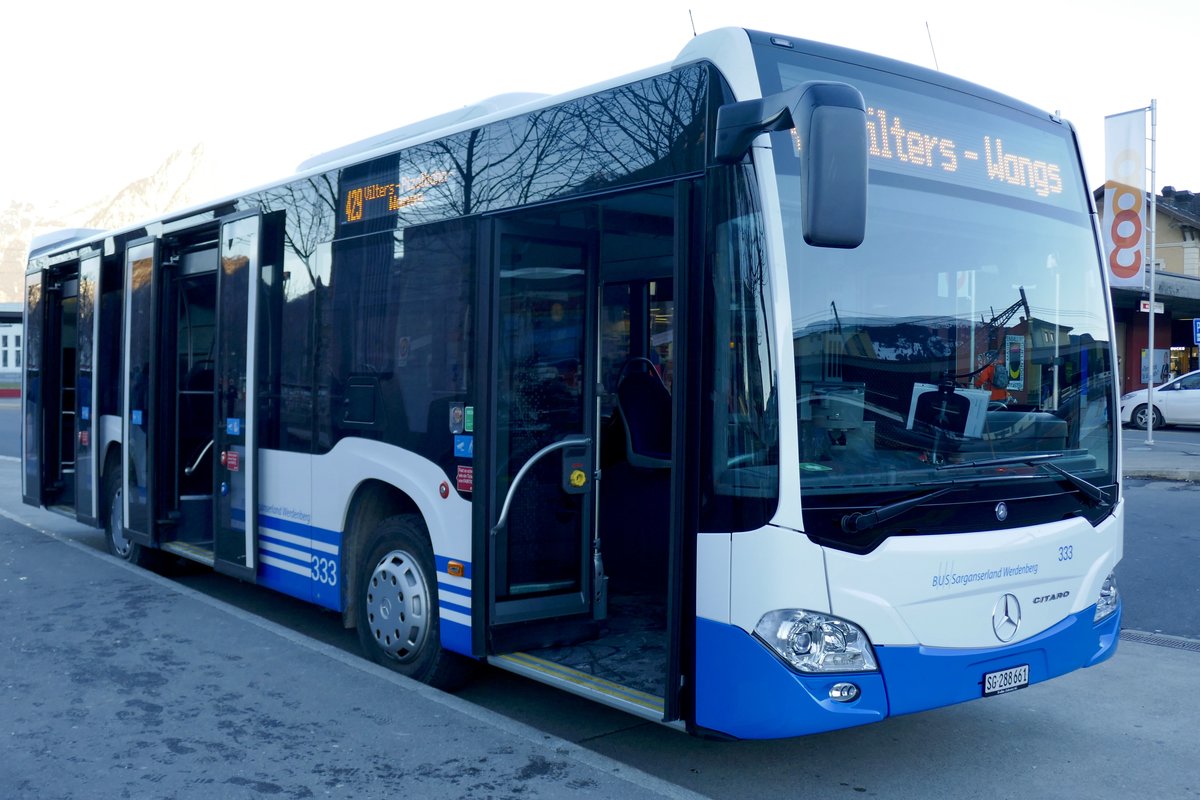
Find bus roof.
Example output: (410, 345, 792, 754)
(27, 27, 1063, 266)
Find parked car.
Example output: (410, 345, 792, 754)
(1120, 369, 1200, 429)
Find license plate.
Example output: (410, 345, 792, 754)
(982, 664, 1029, 697)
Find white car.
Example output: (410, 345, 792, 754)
(1120, 369, 1200, 429)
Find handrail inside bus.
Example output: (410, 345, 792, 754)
(184, 440, 214, 476)
(492, 435, 591, 536)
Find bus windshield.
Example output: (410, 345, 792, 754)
(756, 43, 1116, 540)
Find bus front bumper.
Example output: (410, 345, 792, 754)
(693, 602, 1121, 740)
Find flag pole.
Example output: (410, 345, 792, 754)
(1146, 99, 1158, 446)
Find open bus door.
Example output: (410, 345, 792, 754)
(23, 247, 102, 525)
(73, 252, 102, 525)
(483, 222, 600, 645)
(121, 238, 160, 549)
(211, 213, 262, 581)
(22, 270, 45, 508)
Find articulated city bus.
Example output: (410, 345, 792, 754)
(22, 28, 1122, 739)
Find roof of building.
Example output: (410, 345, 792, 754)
(1094, 185, 1200, 228)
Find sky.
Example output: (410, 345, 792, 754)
(4, 0, 1198, 218)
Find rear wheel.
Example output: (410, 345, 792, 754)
(355, 514, 474, 689)
(1130, 404, 1164, 430)
(101, 451, 159, 568)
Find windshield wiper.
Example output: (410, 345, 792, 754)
(936, 454, 1109, 507)
(841, 486, 954, 534)
(840, 473, 1038, 533)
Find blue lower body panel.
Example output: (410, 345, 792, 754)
(694, 601, 1121, 740)
(695, 617, 888, 739)
(877, 602, 1121, 717)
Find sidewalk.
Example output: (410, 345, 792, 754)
(1122, 430, 1200, 482)
(0, 499, 699, 800)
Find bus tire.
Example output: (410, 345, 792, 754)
(101, 451, 159, 569)
(355, 514, 474, 689)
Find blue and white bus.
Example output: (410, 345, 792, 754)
(22, 27, 1122, 739)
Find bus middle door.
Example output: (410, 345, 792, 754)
(485, 222, 600, 648)
(212, 213, 262, 581)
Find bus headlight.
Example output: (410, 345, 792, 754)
(1094, 572, 1119, 623)
(754, 610, 878, 673)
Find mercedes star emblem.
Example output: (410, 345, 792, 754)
(992, 593, 1021, 642)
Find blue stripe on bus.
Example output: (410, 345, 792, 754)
(438, 581, 472, 599)
(258, 558, 317, 606)
(440, 599, 471, 617)
(228, 507, 342, 550)
(435, 554, 472, 579)
(258, 532, 313, 565)
(440, 618, 473, 658)
(258, 514, 341, 547)
(247, 513, 344, 614)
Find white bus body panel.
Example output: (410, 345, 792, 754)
(728, 525, 831, 632)
(307, 438, 473, 558)
(824, 499, 1124, 648)
(254, 440, 473, 623)
(696, 532, 731, 623)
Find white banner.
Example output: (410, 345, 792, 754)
(1103, 109, 1147, 287)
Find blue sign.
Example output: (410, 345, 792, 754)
(454, 435, 474, 459)
(1194, 318, 1200, 345)
(227, 418, 242, 436)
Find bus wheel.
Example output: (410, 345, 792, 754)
(355, 515, 473, 689)
(101, 453, 157, 568)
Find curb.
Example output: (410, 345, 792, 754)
(1123, 469, 1200, 482)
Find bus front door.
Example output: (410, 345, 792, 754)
(486, 224, 599, 645)
(212, 213, 261, 581)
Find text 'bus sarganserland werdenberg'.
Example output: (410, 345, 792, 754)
(22, 27, 1121, 739)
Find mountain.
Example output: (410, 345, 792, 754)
(0, 143, 211, 303)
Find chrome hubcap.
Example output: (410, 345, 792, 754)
(365, 549, 430, 662)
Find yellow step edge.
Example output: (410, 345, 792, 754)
(496, 651, 664, 713)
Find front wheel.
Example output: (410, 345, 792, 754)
(1130, 404, 1164, 430)
(355, 515, 474, 689)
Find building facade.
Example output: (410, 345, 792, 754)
(0, 302, 22, 383)
(1096, 186, 1200, 392)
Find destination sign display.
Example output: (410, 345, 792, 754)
(339, 169, 451, 225)
(775, 62, 1083, 212)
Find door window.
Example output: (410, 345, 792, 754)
(494, 230, 589, 599)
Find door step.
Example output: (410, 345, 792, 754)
(489, 651, 673, 724)
(161, 540, 215, 566)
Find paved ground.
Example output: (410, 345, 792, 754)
(1122, 426, 1200, 482)
(0, 504, 700, 800)
(1, 415, 1199, 799)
